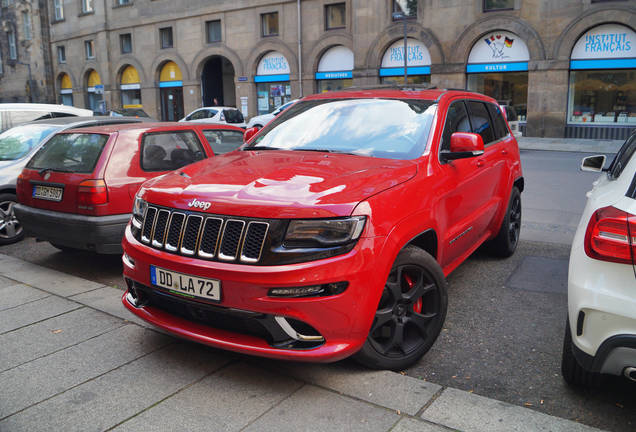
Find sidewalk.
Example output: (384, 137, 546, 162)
(517, 136, 624, 154)
(0, 252, 603, 432)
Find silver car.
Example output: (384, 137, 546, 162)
(0, 116, 146, 245)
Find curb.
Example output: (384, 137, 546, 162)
(0, 252, 605, 432)
(517, 137, 623, 154)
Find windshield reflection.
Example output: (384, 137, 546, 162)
(0, 125, 58, 161)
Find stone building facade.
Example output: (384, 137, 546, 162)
(0, 0, 54, 103)
(48, 0, 635, 138)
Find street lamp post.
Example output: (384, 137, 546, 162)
(392, 12, 409, 85)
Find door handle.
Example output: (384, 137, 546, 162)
(477, 159, 485, 167)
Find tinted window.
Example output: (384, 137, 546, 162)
(249, 98, 436, 160)
(27, 133, 109, 173)
(466, 101, 495, 145)
(441, 101, 472, 151)
(487, 103, 509, 140)
(141, 131, 205, 171)
(222, 109, 244, 124)
(202, 129, 244, 155)
(608, 134, 636, 180)
(189, 110, 212, 120)
(0, 125, 60, 160)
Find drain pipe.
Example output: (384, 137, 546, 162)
(297, 0, 303, 97)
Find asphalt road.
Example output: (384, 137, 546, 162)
(1, 150, 634, 431)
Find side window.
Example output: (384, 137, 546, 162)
(202, 129, 244, 155)
(487, 103, 509, 140)
(466, 101, 495, 145)
(189, 110, 207, 121)
(608, 134, 636, 180)
(141, 131, 206, 171)
(207, 109, 218, 118)
(441, 101, 472, 152)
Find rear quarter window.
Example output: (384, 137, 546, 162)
(141, 130, 206, 171)
(202, 129, 244, 155)
(487, 103, 509, 140)
(27, 133, 109, 173)
(222, 109, 244, 124)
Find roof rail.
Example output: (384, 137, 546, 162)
(343, 84, 438, 91)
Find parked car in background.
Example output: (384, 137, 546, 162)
(0, 116, 147, 245)
(101, 108, 152, 118)
(122, 88, 523, 370)
(562, 131, 636, 387)
(15, 123, 244, 253)
(0, 103, 93, 133)
(247, 99, 298, 129)
(179, 107, 247, 128)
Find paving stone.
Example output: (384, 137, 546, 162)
(244, 385, 399, 432)
(0, 275, 18, 288)
(0, 296, 80, 335)
(2, 264, 104, 297)
(269, 361, 441, 415)
(0, 307, 125, 373)
(392, 417, 452, 432)
(113, 362, 302, 432)
(420, 388, 602, 432)
(70, 286, 152, 328)
(0, 324, 171, 418)
(506, 256, 569, 294)
(0, 284, 49, 311)
(0, 343, 231, 432)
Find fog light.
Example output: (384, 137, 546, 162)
(268, 282, 348, 298)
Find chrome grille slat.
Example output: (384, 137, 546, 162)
(139, 206, 267, 264)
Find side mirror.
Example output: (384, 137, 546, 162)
(581, 154, 606, 172)
(440, 132, 485, 162)
(243, 127, 259, 143)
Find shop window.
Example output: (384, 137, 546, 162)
(325, 3, 346, 30)
(257, 82, 291, 115)
(483, 0, 514, 11)
(317, 79, 353, 93)
(206, 20, 221, 43)
(567, 69, 636, 125)
(160, 27, 173, 49)
(115, 0, 131, 5)
(466, 72, 528, 121)
(381, 75, 430, 85)
(122, 89, 141, 107)
(261, 12, 279, 37)
(441, 101, 472, 152)
(81, 0, 94, 14)
(53, 0, 64, 20)
(57, 46, 66, 63)
(22, 11, 32, 40)
(84, 40, 95, 59)
(392, 0, 416, 19)
(120, 33, 132, 54)
(466, 101, 495, 145)
(7, 29, 16, 60)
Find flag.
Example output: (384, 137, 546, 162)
(504, 37, 514, 48)
(484, 38, 492, 45)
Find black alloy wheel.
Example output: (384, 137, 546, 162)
(507, 192, 521, 247)
(0, 193, 24, 245)
(355, 246, 448, 370)
(489, 186, 521, 257)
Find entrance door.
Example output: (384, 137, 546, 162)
(160, 87, 184, 121)
(201, 56, 236, 107)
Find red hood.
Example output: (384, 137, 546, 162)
(140, 150, 418, 218)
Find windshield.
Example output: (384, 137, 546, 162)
(247, 98, 436, 160)
(0, 125, 60, 161)
(27, 133, 109, 173)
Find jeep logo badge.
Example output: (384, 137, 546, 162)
(188, 198, 212, 211)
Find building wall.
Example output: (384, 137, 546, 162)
(0, 0, 54, 103)
(47, 0, 636, 137)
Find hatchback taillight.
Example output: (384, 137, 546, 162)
(77, 179, 108, 208)
(584, 206, 636, 265)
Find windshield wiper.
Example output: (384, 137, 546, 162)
(245, 146, 283, 151)
(293, 148, 358, 156)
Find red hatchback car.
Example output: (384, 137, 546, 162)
(15, 122, 244, 253)
(122, 89, 523, 369)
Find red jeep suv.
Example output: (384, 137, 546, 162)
(122, 89, 523, 369)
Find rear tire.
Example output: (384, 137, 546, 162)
(0, 193, 24, 245)
(488, 187, 521, 257)
(561, 318, 601, 388)
(354, 246, 448, 370)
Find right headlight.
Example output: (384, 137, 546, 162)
(284, 216, 366, 248)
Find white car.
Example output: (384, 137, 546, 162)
(0, 103, 93, 133)
(562, 131, 636, 386)
(179, 106, 246, 128)
(247, 99, 297, 129)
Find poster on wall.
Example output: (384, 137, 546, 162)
(257, 91, 269, 112)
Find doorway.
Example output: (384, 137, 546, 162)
(160, 87, 184, 121)
(201, 56, 236, 107)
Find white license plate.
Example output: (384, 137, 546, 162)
(150, 265, 221, 302)
(32, 185, 63, 202)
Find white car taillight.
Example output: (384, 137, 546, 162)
(584, 205, 636, 265)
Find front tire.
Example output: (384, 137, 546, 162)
(354, 246, 448, 370)
(0, 193, 24, 245)
(489, 186, 521, 257)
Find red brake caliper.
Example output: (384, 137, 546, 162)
(404, 273, 422, 313)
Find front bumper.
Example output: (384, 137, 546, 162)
(121, 225, 389, 362)
(14, 204, 130, 254)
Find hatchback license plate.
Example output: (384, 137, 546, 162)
(32, 185, 63, 202)
(150, 265, 221, 301)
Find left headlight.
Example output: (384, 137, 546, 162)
(131, 195, 147, 230)
(284, 216, 366, 248)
